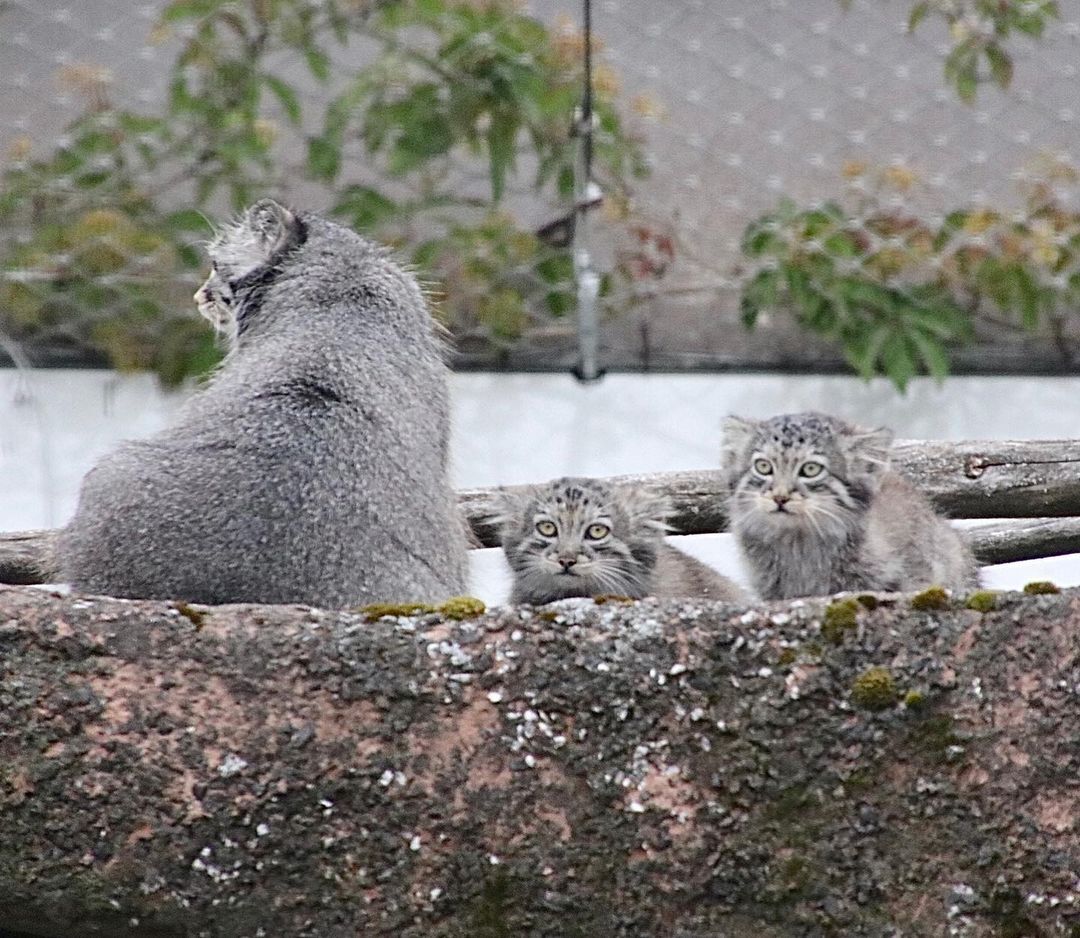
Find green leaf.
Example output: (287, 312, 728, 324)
(487, 111, 518, 202)
(985, 43, 1014, 88)
(160, 0, 225, 24)
(908, 2, 930, 31)
(908, 328, 950, 381)
(305, 47, 331, 82)
(264, 75, 302, 126)
(306, 135, 341, 181)
(844, 322, 891, 379)
(880, 333, 916, 391)
(331, 185, 399, 231)
(164, 209, 212, 234)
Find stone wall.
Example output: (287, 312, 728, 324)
(0, 583, 1077, 936)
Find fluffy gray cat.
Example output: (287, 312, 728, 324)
(722, 411, 978, 600)
(497, 477, 746, 604)
(58, 199, 469, 607)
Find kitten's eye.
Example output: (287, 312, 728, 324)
(753, 458, 773, 476)
(535, 520, 557, 537)
(799, 461, 825, 478)
(585, 523, 610, 540)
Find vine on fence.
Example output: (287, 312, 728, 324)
(0, 0, 646, 382)
(740, 156, 1080, 390)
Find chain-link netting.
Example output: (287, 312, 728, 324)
(1, 0, 1078, 384)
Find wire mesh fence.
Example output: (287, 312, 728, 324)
(1, 0, 1078, 385)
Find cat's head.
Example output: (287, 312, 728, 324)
(721, 411, 893, 537)
(195, 199, 306, 349)
(496, 477, 671, 603)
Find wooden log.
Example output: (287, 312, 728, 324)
(5, 439, 1080, 584)
(965, 517, 1080, 565)
(0, 584, 1078, 937)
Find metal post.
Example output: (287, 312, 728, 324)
(571, 0, 604, 383)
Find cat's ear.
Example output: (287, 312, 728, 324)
(487, 486, 532, 540)
(720, 415, 761, 486)
(621, 486, 673, 537)
(841, 426, 894, 480)
(246, 199, 302, 261)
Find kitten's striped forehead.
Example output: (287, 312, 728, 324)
(535, 478, 613, 513)
(758, 412, 837, 448)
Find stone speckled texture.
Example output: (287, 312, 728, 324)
(0, 583, 1077, 937)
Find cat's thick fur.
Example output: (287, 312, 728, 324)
(498, 477, 746, 604)
(722, 411, 978, 600)
(58, 200, 468, 607)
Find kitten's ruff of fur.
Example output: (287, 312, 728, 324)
(497, 477, 746, 604)
(722, 411, 978, 600)
(59, 199, 469, 607)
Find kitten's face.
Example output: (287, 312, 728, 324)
(498, 478, 669, 602)
(194, 199, 303, 351)
(722, 412, 892, 538)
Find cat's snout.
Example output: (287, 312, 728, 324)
(557, 555, 578, 572)
(772, 492, 791, 509)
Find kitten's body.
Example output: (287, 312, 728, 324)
(498, 477, 746, 604)
(723, 412, 977, 600)
(58, 200, 468, 607)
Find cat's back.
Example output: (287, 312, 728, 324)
(59, 200, 467, 606)
(652, 543, 748, 602)
(864, 472, 977, 592)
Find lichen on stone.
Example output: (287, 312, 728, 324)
(1022, 580, 1060, 595)
(777, 647, 797, 667)
(910, 586, 950, 611)
(821, 598, 860, 645)
(591, 594, 635, 605)
(963, 589, 999, 613)
(850, 667, 897, 711)
(437, 596, 486, 620)
(855, 594, 879, 610)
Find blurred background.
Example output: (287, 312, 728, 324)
(1, 0, 1078, 600)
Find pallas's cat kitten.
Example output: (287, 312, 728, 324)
(498, 477, 746, 604)
(722, 411, 978, 600)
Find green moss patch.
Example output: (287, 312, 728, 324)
(437, 596, 487, 620)
(821, 598, 860, 645)
(964, 589, 999, 613)
(851, 667, 897, 711)
(1023, 580, 1060, 595)
(359, 602, 436, 622)
(910, 586, 950, 611)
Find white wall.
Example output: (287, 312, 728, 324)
(3, 369, 1078, 603)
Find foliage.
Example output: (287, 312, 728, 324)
(740, 157, 1080, 390)
(839, 0, 1060, 102)
(0, 0, 646, 382)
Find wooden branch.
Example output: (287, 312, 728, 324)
(966, 517, 1080, 565)
(5, 439, 1080, 585)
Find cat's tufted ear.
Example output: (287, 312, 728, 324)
(621, 486, 673, 538)
(840, 425, 894, 481)
(246, 199, 303, 262)
(720, 415, 761, 487)
(488, 487, 533, 541)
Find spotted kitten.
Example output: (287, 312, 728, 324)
(498, 477, 746, 604)
(722, 411, 978, 600)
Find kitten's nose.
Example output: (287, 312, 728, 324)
(772, 493, 791, 508)
(558, 556, 577, 571)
